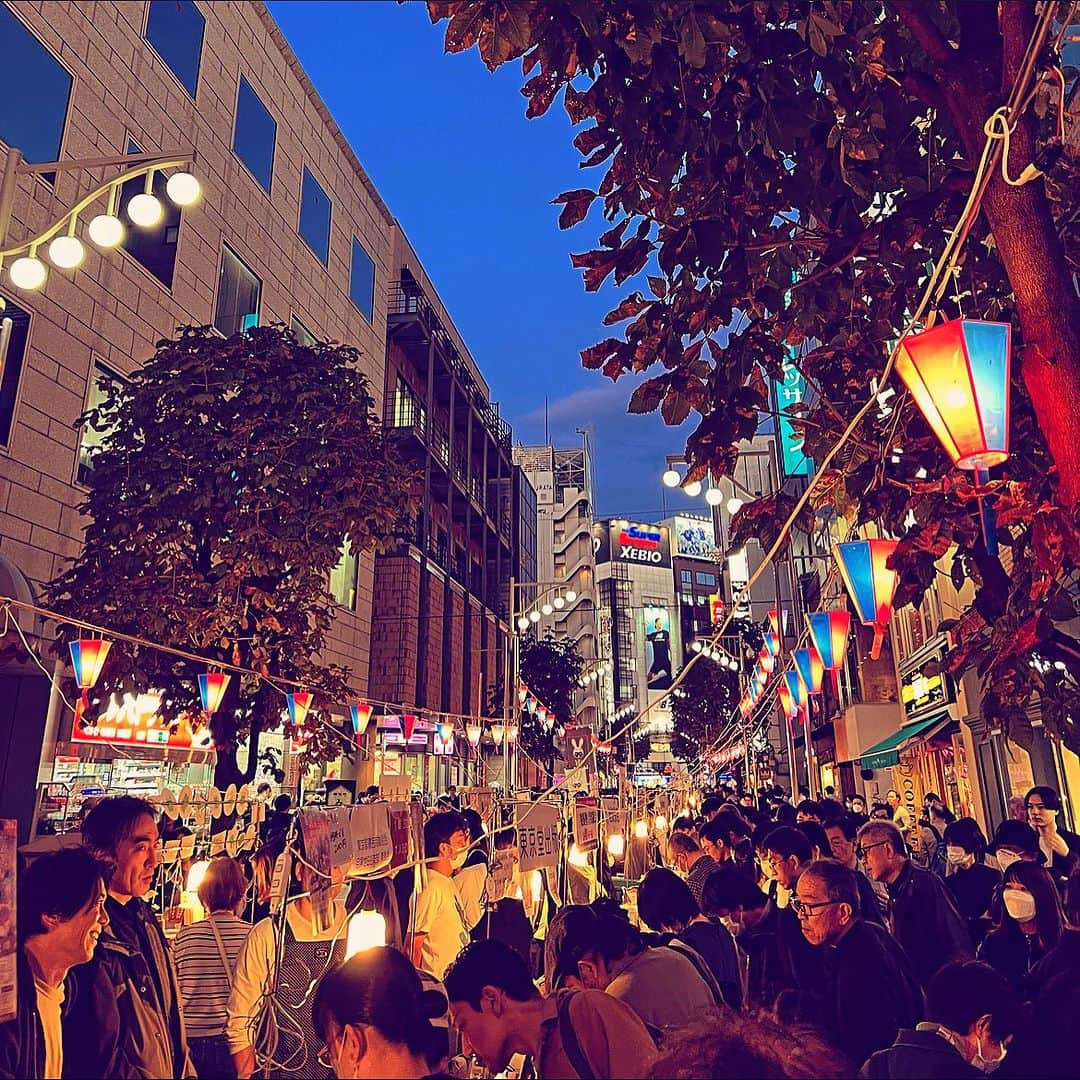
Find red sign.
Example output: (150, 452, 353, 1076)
(73, 692, 213, 749)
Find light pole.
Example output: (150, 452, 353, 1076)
(0, 146, 200, 296)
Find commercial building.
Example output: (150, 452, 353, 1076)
(664, 512, 721, 657)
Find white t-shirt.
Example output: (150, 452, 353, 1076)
(34, 977, 64, 1080)
(413, 870, 470, 979)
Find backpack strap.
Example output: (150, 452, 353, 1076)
(557, 992, 597, 1080)
(667, 939, 725, 1008)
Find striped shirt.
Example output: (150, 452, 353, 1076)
(173, 913, 253, 1037)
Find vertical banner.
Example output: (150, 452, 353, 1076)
(298, 810, 333, 934)
(573, 796, 599, 852)
(774, 353, 814, 477)
(0, 821, 15, 1023)
(517, 802, 561, 872)
(389, 802, 411, 869)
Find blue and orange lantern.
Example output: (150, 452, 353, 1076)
(759, 647, 775, 674)
(438, 720, 454, 742)
(198, 671, 230, 715)
(350, 701, 374, 737)
(793, 647, 825, 697)
(768, 609, 781, 644)
(287, 691, 312, 727)
(785, 669, 806, 711)
(777, 680, 796, 721)
(69, 637, 112, 719)
(806, 610, 851, 691)
(832, 539, 899, 660)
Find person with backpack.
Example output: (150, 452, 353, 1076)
(444, 939, 657, 1079)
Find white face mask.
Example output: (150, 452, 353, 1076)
(973, 1036, 1008, 1073)
(450, 847, 469, 871)
(946, 846, 974, 868)
(1003, 889, 1037, 922)
(995, 849, 1022, 872)
(719, 914, 740, 938)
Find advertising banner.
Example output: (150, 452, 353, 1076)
(517, 802, 561, 871)
(573, 796, 599, 851)
(72, 691, 214, 750)
(672, 516, 717, 561)
(774, 354, 814, 477)
(644, 604, 674, 690)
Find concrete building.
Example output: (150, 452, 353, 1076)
(0, 0, 524, 833)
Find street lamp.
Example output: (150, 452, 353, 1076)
(0, 146, 200, 295)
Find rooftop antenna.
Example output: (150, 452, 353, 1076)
(544, 396, 549, 445)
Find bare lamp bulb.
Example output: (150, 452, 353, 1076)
(541, 603, 553, 616)
(517, 616, 530, 632)
(529, 610, 541, 624)
(726, 497, 745, 516)
(88, 214, 125, 248)
(165, 172, 201, 207)
(684, 480, 702, 497)
(565, 590, 577, 602)
(48, 235, 86, 270)
(662, 468, 681, 488)
(9, 256, 47, 290)
(127, 193, 164, 227)
(705, 487, 723, 506)
(553, 596, 565, 609)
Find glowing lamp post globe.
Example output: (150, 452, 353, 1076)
(832, 540, 899, 660)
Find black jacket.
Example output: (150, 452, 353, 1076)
(739, 901, 789, 1009)
(1042, 828, 1080, 891)
(63, 896, 193, 1079)
(860, 1028, 981, 1079)
(821, 919, 924, 1065)
(977, 923, 1048, 992)
(0, 949, 75, 1079)
(886, 860, 973, 986)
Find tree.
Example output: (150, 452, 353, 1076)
(517, 630, 586, 773)
(429, 1, 1080, 753)
(45, 325, 418, 786)
(669, 655, 741, 762)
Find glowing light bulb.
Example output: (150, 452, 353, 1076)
(565, 590, 577, 602)
(9, 256, 47, 290)
(529, 610, 541, 623)
(662, 468, 681, 488)
(165, 171, 201, 207)
(553, 596, 565, 609)
(607, 833, 625, 858)
(726, 497, 744, 516)
(541, 603, 553, 616)
(48, 235, 86, 270)
(684, 480, 702, 497)
(126, 193, 163, 227)
(705, 487, 723, 506)
(517, 616, 530, 631)
(87, 213, 125, 248)
(692, 641, 703, 653)
(345, 910, 386, 958)
(634, 819, 648, 839)
(568, 843, 589, 867)
(654, 814, 668, 831)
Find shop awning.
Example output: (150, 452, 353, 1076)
(858, 714, 945, 770)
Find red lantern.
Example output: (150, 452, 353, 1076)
(198, 671, 230, 715)
(69, 637, 112, 719)
(402, 713, 418, 741)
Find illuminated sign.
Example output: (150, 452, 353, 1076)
(73, 692, 214, 749)
(900, 653, 955, 720)
(774, 353, 814, 478)
(594, 521, 672, 567)
(673, 515, 717, 561)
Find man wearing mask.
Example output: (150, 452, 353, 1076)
(410, 811, 472, 979)
(666, 831, 717, 908)
(1025, 786, 1080, 890)
(988, 820, 1042, 873)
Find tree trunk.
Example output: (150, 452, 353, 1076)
(211, 716, 264, 789)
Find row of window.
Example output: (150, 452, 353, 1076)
(0, 1, 377, 320)
(680, 569, 717, 587)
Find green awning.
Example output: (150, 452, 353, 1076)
(858, 714, 945, 771)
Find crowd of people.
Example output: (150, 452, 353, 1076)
(1, 781, 1078, 1079)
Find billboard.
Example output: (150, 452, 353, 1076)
(643, 604, 674, 690)
(595, 521, 671, 567)
(672, 515, 717, 561)
(774, 354, 814, 477)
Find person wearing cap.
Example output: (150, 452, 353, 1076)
(988, 819, 1043, 873)
(1024, 786, 1080, 890)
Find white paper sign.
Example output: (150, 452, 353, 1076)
(349, 802, 394, 875)
(379, 774, 411, 800)
(573, 796, 599, 852)
(517, 802, 561, 872)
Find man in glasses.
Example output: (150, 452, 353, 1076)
(793, 859, 923, 1065)
(857, 820, 973, 988)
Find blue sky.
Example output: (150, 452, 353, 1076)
(267, 0, 704, 520)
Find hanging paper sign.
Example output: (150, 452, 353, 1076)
(563, 765, 588, 794)
(348, 803, 394, 875)
(517, 802, 561, 872)
(0, 821, 16, 1024)
(465, 787, 494, 820)
(324, 806, 352, 869)
(389, 802, 411, 868)
(489, 847, 516, 896)
(380, 774, 412, 800)
(573, 797, 599, 852)
(298, 810, 334, 934)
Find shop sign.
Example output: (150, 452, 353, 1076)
(517, 802, 561, 871)
(594, 521, 672, 567)
(573, 796, 599, 851)
(73, 691, 214, 749)
(774, 354, 814, 477)
(673, 516, 717, 561)
(563, 727, 591, 761)
(709, 593, 724, 626)
(900, 657, 955, 720)
(727, 547, 752, 619)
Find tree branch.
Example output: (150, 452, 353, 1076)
(890, 1, 954, 66)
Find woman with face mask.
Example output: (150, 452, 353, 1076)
(312, 947, 451, 1079)
(976, 861, 1065, 992)
(944, 818, 1002, 948)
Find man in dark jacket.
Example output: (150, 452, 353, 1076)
(0, 850, 107, 1079)
(64, 796, 194, 1079)
(860, 960, 1019, 1078)
(794, 860, 923, 1065)
(859, 820, 973, 986)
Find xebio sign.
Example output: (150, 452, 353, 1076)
(595, 521, 671, 568)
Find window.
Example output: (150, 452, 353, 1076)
(298, 167, 331, 265)
(696, 571, 716, 587)
(120, 140, 180, 287)
(329, 540, 358, 610)
(0, 4, 72, 167)
(290, 316, 317, 348)
(144, 0, 204, 97)
(214, 245, 261, 337)
(233, 75, 276, 193)
(392, 376, 425, 431)
(680, 570, 692, 585)
(697, 595, 708, 606)
(0, 296, 30, 446)
(78, 362, 126, 484)
(349, 238, 375, 321)
(681, 592, 694, 606)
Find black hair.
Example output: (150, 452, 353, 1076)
(461, 808, 484, 841)
(700, 796, 725, 818)
(493, 827, 516, 850)
(273, 794, 292, 812)
(870, 802, 892, 818)
(1024, 785, 1062, 812)
(637, 867, 699, 931)
(926, 960, 1021, 1042)
(699, 817, 732, 847)
(312, 947, 447, 1063)
(818, 798, 846, 821)
(256, 782, 272, 794)
(443, 939, 540, 1008)
(773, 802, 797, 826)
(824, 814, 859, 842)
(423, 811, 468, 858)
(17, 849, 105, 941)
(1001, 860, 1065, 951)
(81, 795, 157, 857)
(796, 821, 831, 860)
(762, 826, 812, 865)
(795, 799, 822, 820)
(849, 793, 866, 806)
(667, 831, 701, 856)
(700, 864, 768, 916)
(800, 858, 860, 911)
(943, 817, 988, 860)
(670, 815, 696, 834)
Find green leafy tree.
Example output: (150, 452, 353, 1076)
(430, 0, 1080, 753)
(669, 656, 741, 762)
(46, 325, 418, 786)
(517, 631, 586, 773)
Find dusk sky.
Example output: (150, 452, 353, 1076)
(268, 0, 705, 521)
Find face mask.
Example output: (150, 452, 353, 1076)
(450, 848, 469, 870)
(995, 849, 1022, 872)
(1003, 890, 1037, 922)
(719, 915, 741, 938)
(946, 846, 974, 868)
(973, 1036, 1007, 1073)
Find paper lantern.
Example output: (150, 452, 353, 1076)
(738, 696, 752, 719)
(785, 669, 806, 710)
(759, 648, 775, 674)
(402, 713, 418, 741)
(466, 722, 482, 747)
(438, 721, 453, 742)
(526, 697, 537, 715)
(69, 638, 112, 713)
(764, 629, 780, 657)
(490, 721, 505, 743)
(198, 672, 230, 715)
(517, 685, 528, 706)
(832, 540, 899, 660)
(350, 701, 374, 737)
(768, 609, 781, 643)
(287, 691, 312, 727)
(895, 319, 1011, 470)
(506, 724, 519, 743)
(754, 665, 767, 688)
(777, 680, 796, 719)
(806, 610, 851, 691)
(793, 646, 825, 696)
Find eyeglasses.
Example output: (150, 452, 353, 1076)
(790, 896, 841, 918)
(855, 840, 889, 859)
(316, 1045, 334, 1070)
